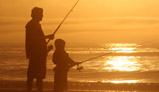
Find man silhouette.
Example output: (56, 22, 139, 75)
(25, 7, 54, 92)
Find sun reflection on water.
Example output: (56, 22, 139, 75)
(108, 43, 137, 53)
(103, 43, 141, 71)
(104, 56, 140, 71)
(110, 47, 136, 53)
(109, 80, 139, 83)
(88, 80, 139, 83)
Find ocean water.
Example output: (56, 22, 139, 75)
(0, 42, 159, 84)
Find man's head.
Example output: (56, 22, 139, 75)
(31, 7, 43, 21)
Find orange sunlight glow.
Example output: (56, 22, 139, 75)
(88, 80, 139, 83)
(103, 43, 140, 71)
(110, 47, 136, 53)
(108, 43, 137, 53)
(104, 56, 140, 71)
(109, 80, 138, 83)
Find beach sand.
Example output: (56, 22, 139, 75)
(0, 80, 159, 92)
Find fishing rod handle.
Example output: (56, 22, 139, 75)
(46, 33, 55, 45)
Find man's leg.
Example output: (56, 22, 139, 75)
(36, 78, 43, 92)
(27, 78, 33, 92)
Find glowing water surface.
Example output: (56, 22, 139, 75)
(1, 43, 159, 84)
(65, 43, 159, 83)
(103, 56, 140, 71)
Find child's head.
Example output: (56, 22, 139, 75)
(55, 39, 65, 50)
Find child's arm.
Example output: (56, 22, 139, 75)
(65, 53, 80, 68)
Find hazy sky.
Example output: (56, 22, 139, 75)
(0, 0, 159, 43)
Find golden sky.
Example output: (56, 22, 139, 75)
(0, 0, 159, 43)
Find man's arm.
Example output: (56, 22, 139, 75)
(25, 30, 32, 59)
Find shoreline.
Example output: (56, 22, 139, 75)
(1, 80, 159, 91)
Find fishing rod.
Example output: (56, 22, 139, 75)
(138, 39, 158, 45)
(78, 39, 158, 64)
(47, 0, 80, 44)
(74, 39, 159, 71)
(75, 52, 115, 71)
(78, 51, 115, 65)
(68, 50, 117, 71)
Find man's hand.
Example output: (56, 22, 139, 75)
(45, 34, 54, 40)
(48, 34, 54, 40)
(75, 62, 81, 65)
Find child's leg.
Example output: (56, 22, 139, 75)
(27, 77, 34, 92)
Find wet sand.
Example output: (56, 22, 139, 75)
(0, 80, 159, 92)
